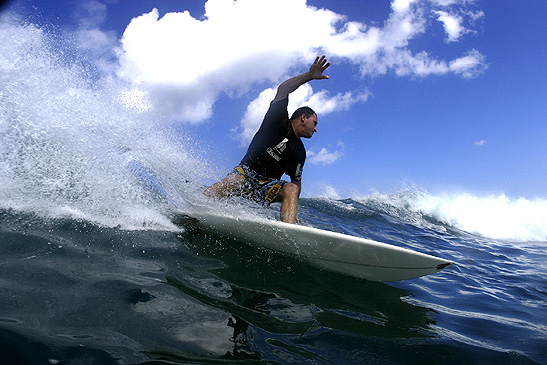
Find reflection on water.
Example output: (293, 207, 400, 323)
(223, 315, 261, 361)
(175, 230, 437, 339)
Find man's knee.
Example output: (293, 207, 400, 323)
(282, 182, 300, 198)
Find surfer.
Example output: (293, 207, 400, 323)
(205, 55, 331, 224)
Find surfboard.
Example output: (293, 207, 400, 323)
(173, 211, 453, 282)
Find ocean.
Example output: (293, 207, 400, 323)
(1, 16, 546, 365)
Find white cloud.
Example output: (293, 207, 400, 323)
(115, 0, 487, 123)
(306, 89, 371, 115)
(429, 0, 459, 5)
(235, 88, 276, 146)
(116, 1, 342, 122)
(468, 10, 486, 23)
(449, 49, 487, 78)
(76, 28, 116, 52)
(435, 10, 466, 42)
(474, 139, 487, 146)
(434, 8, 484, 43)
(391, 0, 416, 13)
(307, 140, 346, 166)
(76, 0, 108, 28)
(320, 185, 341, 200)
(72, 0, 118, 74)
(307, 147, 343, 165)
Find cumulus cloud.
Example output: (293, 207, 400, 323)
(434, 7, 485, 43)
(115, 0, 486, 123)
(235, 88, 277, 146)
(474, 139, 487, 146)
(435, 10, 466, 42)
(307, 140, 346, 166)
(450, 49, 486, 78)
(307, 147, 343, 165)
(116, 0, 339, 121)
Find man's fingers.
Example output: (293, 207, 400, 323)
(311, 55, 330, 79)
(316, 56, 330, 70)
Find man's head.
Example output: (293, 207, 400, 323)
(290, 106, 317, 139)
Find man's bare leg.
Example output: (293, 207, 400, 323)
(206, 175, 300, 224)
(279, 182, 300, 224)
(204, 173, 244, 199)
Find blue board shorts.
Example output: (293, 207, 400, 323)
(231, 165, 286, 206)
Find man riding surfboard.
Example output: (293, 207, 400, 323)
(205, 56, 331, 224)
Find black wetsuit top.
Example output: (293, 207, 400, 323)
(240, 97, 306, 182)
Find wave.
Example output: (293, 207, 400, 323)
(350, 191, 547, 243)
(412, 193, 547, 242)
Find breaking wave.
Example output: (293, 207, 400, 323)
(350, 191, 547, 242)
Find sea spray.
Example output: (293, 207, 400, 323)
(0, 17, 211, 229)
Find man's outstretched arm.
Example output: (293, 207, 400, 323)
(272, 55, 330, 104)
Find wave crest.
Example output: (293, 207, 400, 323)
(346, 191, 547, 242)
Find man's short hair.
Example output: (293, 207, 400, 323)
(290, 106, 316, 121)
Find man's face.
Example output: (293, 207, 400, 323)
(301, 114, 318, 139)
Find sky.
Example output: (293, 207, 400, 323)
(3, 0, 547, 200)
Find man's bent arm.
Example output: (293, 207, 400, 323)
(272, 56, 330, 103)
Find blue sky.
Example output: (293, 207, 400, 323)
(5, 0, 547, 200)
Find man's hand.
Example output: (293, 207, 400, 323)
(307, 55, 330, 81)
(273, 55, 331, 103)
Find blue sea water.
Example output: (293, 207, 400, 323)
(1, 16, 546, 364)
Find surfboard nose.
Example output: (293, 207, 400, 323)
(436, 262, 453, 270)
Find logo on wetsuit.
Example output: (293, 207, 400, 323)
(294, 163, 302, 181)
(266, 138, 288, 162)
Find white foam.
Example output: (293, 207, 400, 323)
(413, 193, 547, 242)
(353, 190, 547, 242)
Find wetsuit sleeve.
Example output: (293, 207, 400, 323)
(262, 97, 289, 127)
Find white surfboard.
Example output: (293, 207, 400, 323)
(173, 211, 453, 282)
